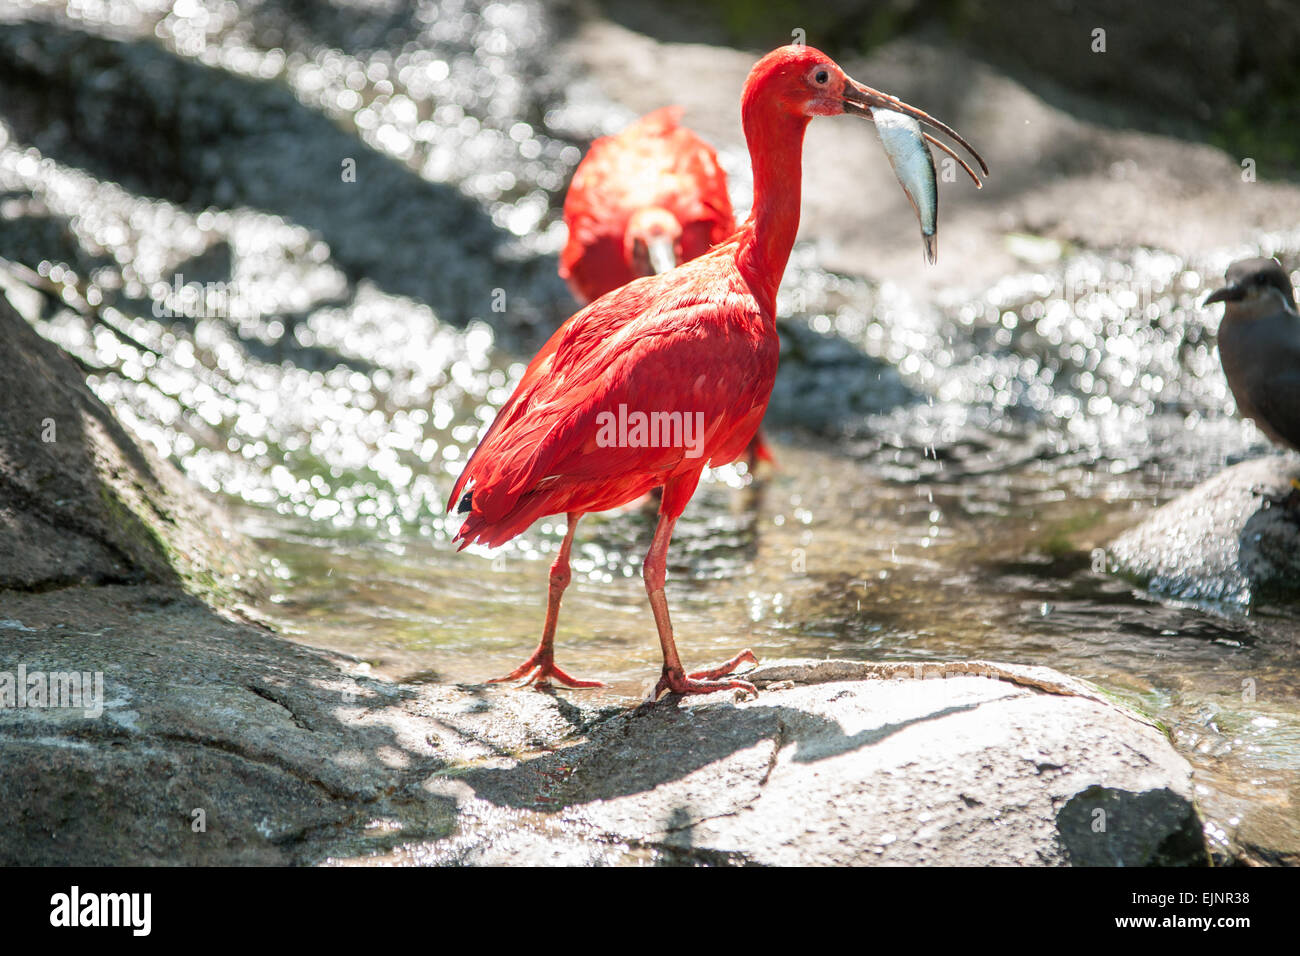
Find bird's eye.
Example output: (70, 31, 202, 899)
(814, 68, 830, 86)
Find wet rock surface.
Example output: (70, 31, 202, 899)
(0, 584, 459, 865)
(1109, 457, 1300, 605)
(0, 290, 251, 597)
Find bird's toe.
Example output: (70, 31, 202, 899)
(654, 668, 758, 701)
(686, 648, 759, 681)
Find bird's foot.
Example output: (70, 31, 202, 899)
(488, 649, 604, 689)
(688, 648, 759, 681)
(653, 649, 759, 700)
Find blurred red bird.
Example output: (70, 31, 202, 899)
(449, 45, 986, 698)
(559, 107, 773, 468)
(559, 106, 735, 305)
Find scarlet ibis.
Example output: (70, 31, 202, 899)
(559, 106, 773, 469)
(449, 44, 987, 697)
(559, 106, 736, 305)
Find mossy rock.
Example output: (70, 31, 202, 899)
(0, 289, 257, 603)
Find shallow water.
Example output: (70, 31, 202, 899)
(2, 0, 1298, 862)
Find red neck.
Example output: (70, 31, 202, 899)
(735, 100, 810, 319)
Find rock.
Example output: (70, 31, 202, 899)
(0, 583, 593, 865)
(0, 283, 467, 864)
(2, 629, 1206, 864)
(1108, 457, 1300, 605)
(1056, 787, 1209, 867)
(0, 17, 573, 339)
(428, 660, 1207, 866)
(0, 289, 253, 600)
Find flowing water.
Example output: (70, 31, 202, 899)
(1, 0, 1297, 862)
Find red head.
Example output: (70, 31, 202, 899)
(624, 206, 683, 278)
(740, 44, 987, 174)
(741, 44, 855, 122)
(731, 44, 987, 292)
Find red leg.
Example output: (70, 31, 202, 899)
(644, 475, 758, 700)
(745, 430, 774, 475)
(489, 513, 603, 689)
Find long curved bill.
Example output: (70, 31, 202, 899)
(843, 77, 988, 265)
(647, 235, 678, 277)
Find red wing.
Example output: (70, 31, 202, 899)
(520, 316, 774, 489)
(446, 273, 665, 510)
(448, 254, 774, 526)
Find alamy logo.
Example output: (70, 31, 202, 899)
(0, 666, 104, 718)
(594, 403, 707, 459)
(50, 886, 151, 936)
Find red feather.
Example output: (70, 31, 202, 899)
(559, 106, 736, 304)
(450, 234, 775, 547)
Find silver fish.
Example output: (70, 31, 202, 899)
(873, 108, 938, 264)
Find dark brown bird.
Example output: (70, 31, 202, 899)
(1205, 257, 1300, 453)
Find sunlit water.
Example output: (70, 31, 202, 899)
(1, 0, 1297, 862)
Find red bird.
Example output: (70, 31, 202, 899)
(449, 45, 986, 698)
(559, 106, 735, 305)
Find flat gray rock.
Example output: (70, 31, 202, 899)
(424, 659, 1205, 866)
(1109, 457, 1300, 604)
(0, 584, 595, 865)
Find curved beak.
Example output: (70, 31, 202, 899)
(647, 235, 678, 277)
(843, 77, 989, 186)
(1204, 283, 1244, 306)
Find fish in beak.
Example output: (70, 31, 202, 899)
(872, 110, 939, 263)
(843, 78, 987, 264)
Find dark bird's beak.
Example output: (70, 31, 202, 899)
(842, 77, 989, 185)
(1204, 283, 1245, 306)
(647, 236, 678, 277)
